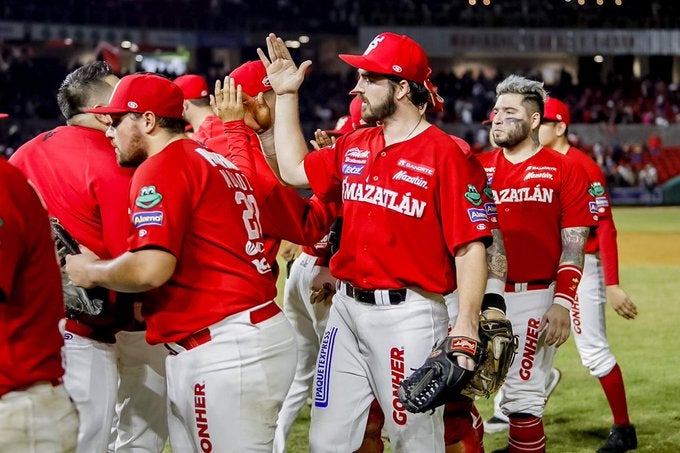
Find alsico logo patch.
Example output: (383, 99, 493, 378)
(314, 327, 338, 408)
(464, 184, 483, 206)
(133, 211, 163, 228)
(136, 186, 163, 209)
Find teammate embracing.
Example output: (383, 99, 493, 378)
(259, 32, 492, 453)
(539, 97, 638, 453)
(475, 75, 597, 452)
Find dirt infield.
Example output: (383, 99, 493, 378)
(618, 231, 680, 266)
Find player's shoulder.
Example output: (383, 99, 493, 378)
(473, 148, 501, 165)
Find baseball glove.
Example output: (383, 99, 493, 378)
(50, 218, 104, 317)
(462, 311, 518, 399)
(398, 336, 482, 414)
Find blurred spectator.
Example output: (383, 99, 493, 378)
(638, 162, 659, 193)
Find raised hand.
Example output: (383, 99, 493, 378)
(257, 33, 312, 95)
(210, 76, 244, 123)
(310, 129, 336, 150)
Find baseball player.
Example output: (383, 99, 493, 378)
(65, 73, 334, 452)
(539, 97, 638, 453)
(475, 75, 597, 452)
(259, 32, 492, 452)
(0, 157, 79, 453)
(174, 74, 223, 143)
(9, 62, 148, 453)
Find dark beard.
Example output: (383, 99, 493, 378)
(117, 131, 147, 167)
(361, 85, 397, 123)
(493, 118, 531, 148)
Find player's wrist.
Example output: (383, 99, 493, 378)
(554, 264, 582, 309)
(552, 296, 572, 311)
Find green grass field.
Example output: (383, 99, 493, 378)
(284, 206, 680, 452)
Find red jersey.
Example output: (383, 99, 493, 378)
(10, 126, 133, 259)
(0, 161, 64, 396)
(563, 147, 612, 254)
(304, 125, 492, 293)
(475, 147, 597, 283)
(10, 126, 135, 341)
(192, 115, 223, 145)
(206, 122, 337, 274)
(128, 139, 331, 344)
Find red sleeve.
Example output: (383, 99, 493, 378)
(439, 144, 493, 254)
(259, 187, 340, 246)
(304, 144, 343, 203)
(127, 154, 193, 257)
(559, 158, 598, 229)
(597, 214, 620, 285)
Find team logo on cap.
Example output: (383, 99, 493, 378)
(262, 76, 271, 87)
(200, 90, 208, 96)
(127, 101, 138, 109)
(392, 65, 402, 73)
(364, 35, 385, 55)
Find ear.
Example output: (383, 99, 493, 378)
(142, 111, 156, 132)
(182, 100, 190, 114)
(530, 111, 541, 130)
(555, 121, 568, 137)
(395, 80, 411, 101)
(93, 111, 111, 127)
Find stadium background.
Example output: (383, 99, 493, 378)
(1, 2, 679, 450)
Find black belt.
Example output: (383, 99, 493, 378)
(344, 282, 407, 305)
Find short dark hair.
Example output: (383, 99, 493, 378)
(57, 61, 115, 120)
(386, 76, 430, 109)
(156, 116, 186, 134)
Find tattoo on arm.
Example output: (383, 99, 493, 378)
(560, 226, 589, 268)
(487, 229, 508, 282)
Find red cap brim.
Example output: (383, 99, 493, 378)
(0, 113, 8, 119)
(339, 54, 389, 76)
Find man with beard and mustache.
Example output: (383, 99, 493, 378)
(475, 75, 597, 453)
(258, 32, 494, 453)
(65, 73, 335, 452)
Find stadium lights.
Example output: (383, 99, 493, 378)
(121, 40, 132, 49)
(135, 55, 143, 62)
(299, 35, 310, 44)
(468, 0, 476, 5)
(594, 55, 604, 63)
(596, 0, 604, 5)
(64, 38, 73, 45)
(285, 40, 301, 49)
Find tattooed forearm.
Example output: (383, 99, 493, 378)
(487, 229, 508, 282)
(560, 226, 589, 268)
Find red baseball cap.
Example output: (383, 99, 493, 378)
(174, 74, 210, 100)
(86, 73, 184, 119)
(229, 61, 272, 98)
(326, 115, 354, 136)
(0, 113, 8, 119)
(543, 97, 571, 125)
(339, 32, 431, 85)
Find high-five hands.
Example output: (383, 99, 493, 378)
(210, 76, 244, 123)
(257, 33, 312, 95)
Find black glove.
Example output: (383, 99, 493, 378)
(50, 218, 104, 316)
(398, 336, 482, 413)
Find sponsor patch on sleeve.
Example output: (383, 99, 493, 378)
(467, 208, 488, 222)
(588, 201, 599, 215)
(595, 196, 609, 208)
(132, 211, 164, 228)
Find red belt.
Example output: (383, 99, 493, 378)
(505, 280, 553, 293)
(175, 301, 281, 351)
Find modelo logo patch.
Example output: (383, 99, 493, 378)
(133, 211, 164, 228)
(342, 163, 365, 175)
